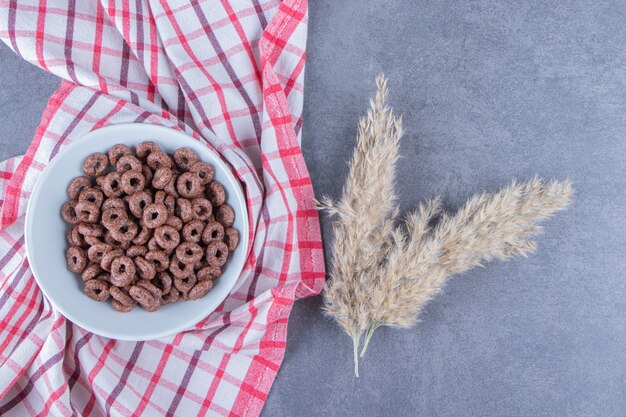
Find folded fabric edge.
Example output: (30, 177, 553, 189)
(259, 0, 325, 302)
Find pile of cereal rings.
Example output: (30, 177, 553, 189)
(61, 142, 239, 312)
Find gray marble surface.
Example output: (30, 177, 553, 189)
(1, 1, 625, 416)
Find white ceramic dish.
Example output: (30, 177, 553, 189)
(25, 123, 249, 341)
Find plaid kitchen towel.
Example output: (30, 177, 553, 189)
(0, 0, 325, 415)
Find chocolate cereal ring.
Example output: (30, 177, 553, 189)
(77, 222, 104, 237)
(175, 242, 203, 265)
(142, 203, 168, 228)
(121, 170, 146, 195)
(129, 285, 160, 312)
(173, 272, 197, 293)
(110, 256, 136, 287)
(152, 272, 172, 295)
(142, 165, 153, 184)
(154, 225, 180, 250)
(132, 226, 152, 245)
(189, 280, 213, 300)
(136, 279, 162, 299)
(189, 161, 214, 184)
(75, 201, 100, 223)
(161, 287, 180, 305)
(78, 187, 104, 208)
(176, 172, 203, 198)
(215, 204, 235, 227)
(67, 226, 87, 247)
(134, 256, 156, 280)
(136, 141, 161, 160)
(84, 235, 104, 246)
(87, 243, 113, 263)
(66, 246, 87, 273)
(110, 286, 136, 307)
(126, 245, 148, 258)
(146, 250, 169, 272)
(164, 195, 176, 216)
(175, 198, 194, 223)
(116, 154, 142, 173)
(147, 151, 172, 170)
(110, 220, 138, 242)
(206, 241, 229, 267)
(169, 257, 194, 278)
(61, 201, 79, 224)
(151, 167, 172, 189)
(206, 181, 226, 206)
(112, 300, 135, 312)
(191, 198, 212, 221)
(174, 147, 199, 171)
(68, 176, 92, 200)
(147, 237, 160, 252)
(102, 197, 126, 211)
(81, 263, 103, 282)
(224, 228, 239, 251)
(166, 216, 183, 231)
(104, 231, 131, 250)
(83, 152, 109, 177)
(154, 190, 166, 204)
(101, 207, 128, 228)
(101, 172, 124, 198)
(127, 190, 152, 218)
(100, 249, 124, 272)
(201, 221, 224, 244)
(183, 219, 205, 243)
(197, 265, 221, 281)
(84, 279, 110, 301)
(107, 144, 132, 166)
(163, 175, 179, 197)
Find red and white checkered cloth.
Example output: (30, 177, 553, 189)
(0, 0, 325, 415)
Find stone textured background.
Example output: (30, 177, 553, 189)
(1, 1, 625, 416)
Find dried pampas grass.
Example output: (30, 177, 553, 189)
(320, 75, 573, 376)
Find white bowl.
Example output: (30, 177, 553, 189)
(25, 123, 249, 341)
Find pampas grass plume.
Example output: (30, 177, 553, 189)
(320, 75, 573, 376)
